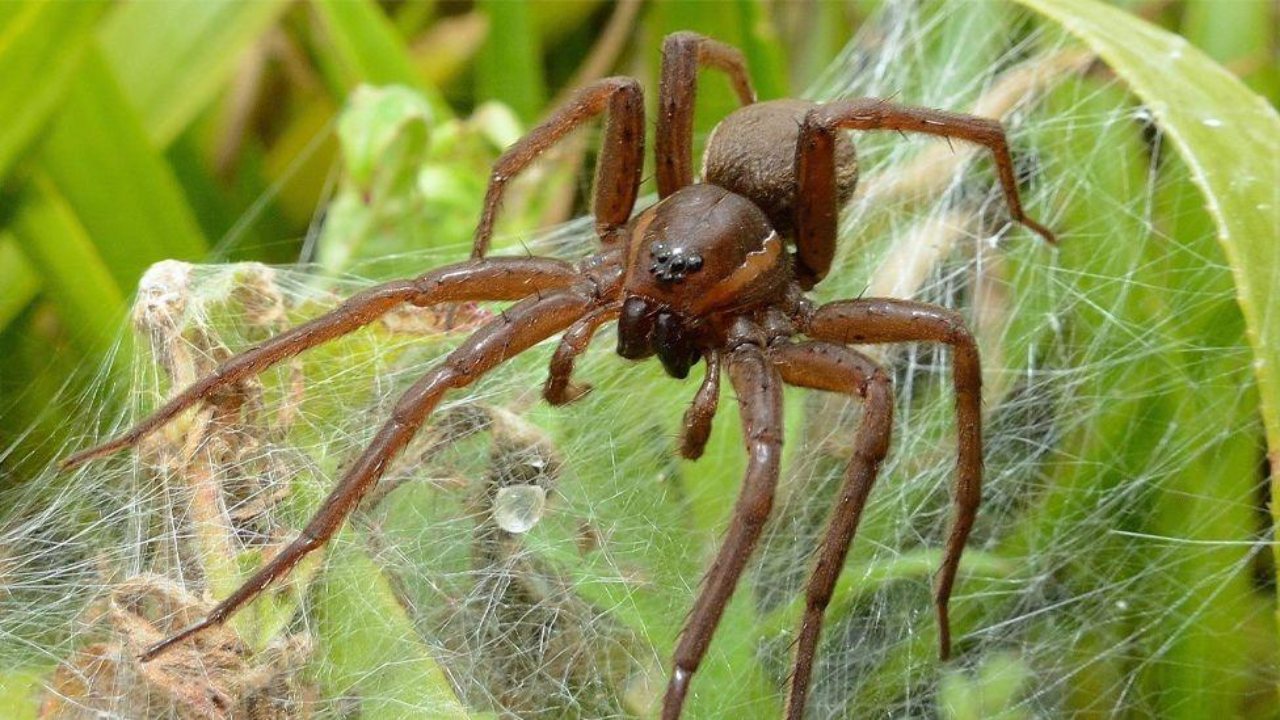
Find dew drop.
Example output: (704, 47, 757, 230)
(1201, 117, 1224, 128)
(493, 485, 547, 533)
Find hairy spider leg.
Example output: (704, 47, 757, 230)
(471, 77, 645, 259)
(61, 258, 582, 470)
(770, 342, 894, 720)
(678, 350, 722, 460)
(543, 301, 622, 405)
(663, 342, 782, 720)
(140, 288, 601, 662)
(793, 98, 1057, 287)
(806, 297, 984, 661)
(656, 31, 757, 198)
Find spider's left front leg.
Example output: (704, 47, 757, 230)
(664, 342, 781, 720)
(804, 297, 982, 661)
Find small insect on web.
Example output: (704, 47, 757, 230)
(4, 3, 1274, 720)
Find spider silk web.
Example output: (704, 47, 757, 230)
(3, 3, 1275, 718)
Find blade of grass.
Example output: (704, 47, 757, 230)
(10, 175, 126, 358)
(98, 0, 289, 146)
(1011, 0, 1280, 653)
(0, 1, 102, 179)
(0, 234, 40, 334)
(40, 43, 207, 290)
(1181, 0, 1278, 103)
(476, 0, 545, 122)
(312, 0, 451, 119)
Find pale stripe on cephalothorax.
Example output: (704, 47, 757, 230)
(690, 230, 783, 314)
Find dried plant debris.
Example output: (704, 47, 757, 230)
(40, 575, 315, 720)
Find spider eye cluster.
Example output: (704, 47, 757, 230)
(649, 243, 704, 283)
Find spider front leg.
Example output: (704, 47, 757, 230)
(62, 258, 582, 470)
(793, 98, 1056, 286)
(770, 342, 893, 719)
(472, 76, 645, 258)
(664, 342, 781, 719)
(140, 288, 599, 662)
(656, 31, 756, 197)
(805, 297, 982, 660)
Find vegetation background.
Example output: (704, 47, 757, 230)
(0, 0, 1277, 718)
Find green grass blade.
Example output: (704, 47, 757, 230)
(312, 0, 451, 119)
(98, 0, 289, 146)
(0, 234, 41, 334)
(40, 43, 207, 289)
(0, 1, 102, 179)
(1012, 0, 1280, 594)
(476, 0, 545, 122)
(10, 175, 126, 357)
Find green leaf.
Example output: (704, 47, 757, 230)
(1011, 0, 1280, 577)
(98, 0, 289, 146)
(0, 1, 102, 179)
(0, 233, 41, 334)
(313, 541, 474, 719)
(337, 84, 434, 190)
(40, 43, 207, 290)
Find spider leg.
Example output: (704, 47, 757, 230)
(769, 342, 893, 719)
(804, 297, 982, 660)
(472, 76, 645, 258)
(656, 31, 756, 198)
(678, 350, 721, 460)
(61, 257, 582, 470)
(543, 301, 622, 405)
(139, 288, 598, 662)
(793, 98, 1055, 286)
(663, 342, 781, 720)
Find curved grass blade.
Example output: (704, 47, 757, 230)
(1012, 0, 1280, 588)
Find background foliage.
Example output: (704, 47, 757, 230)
(0, 1, 1277, 718)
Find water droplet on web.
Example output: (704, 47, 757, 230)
(494, 485, 547, 533)
(1200, 117, 1224, 128)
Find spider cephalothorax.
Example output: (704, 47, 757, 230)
(64, 31, 1054, 720)
(618, 184, 789, 378)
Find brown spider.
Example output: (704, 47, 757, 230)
(63, 32, 1054, 720)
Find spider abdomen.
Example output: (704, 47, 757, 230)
(703, 99, 859, 236)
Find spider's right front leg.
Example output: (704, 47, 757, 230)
(61, 257, 581, 470)
(140, 285, 600, 662)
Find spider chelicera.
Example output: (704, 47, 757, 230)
(64, 31, 1054, 720)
